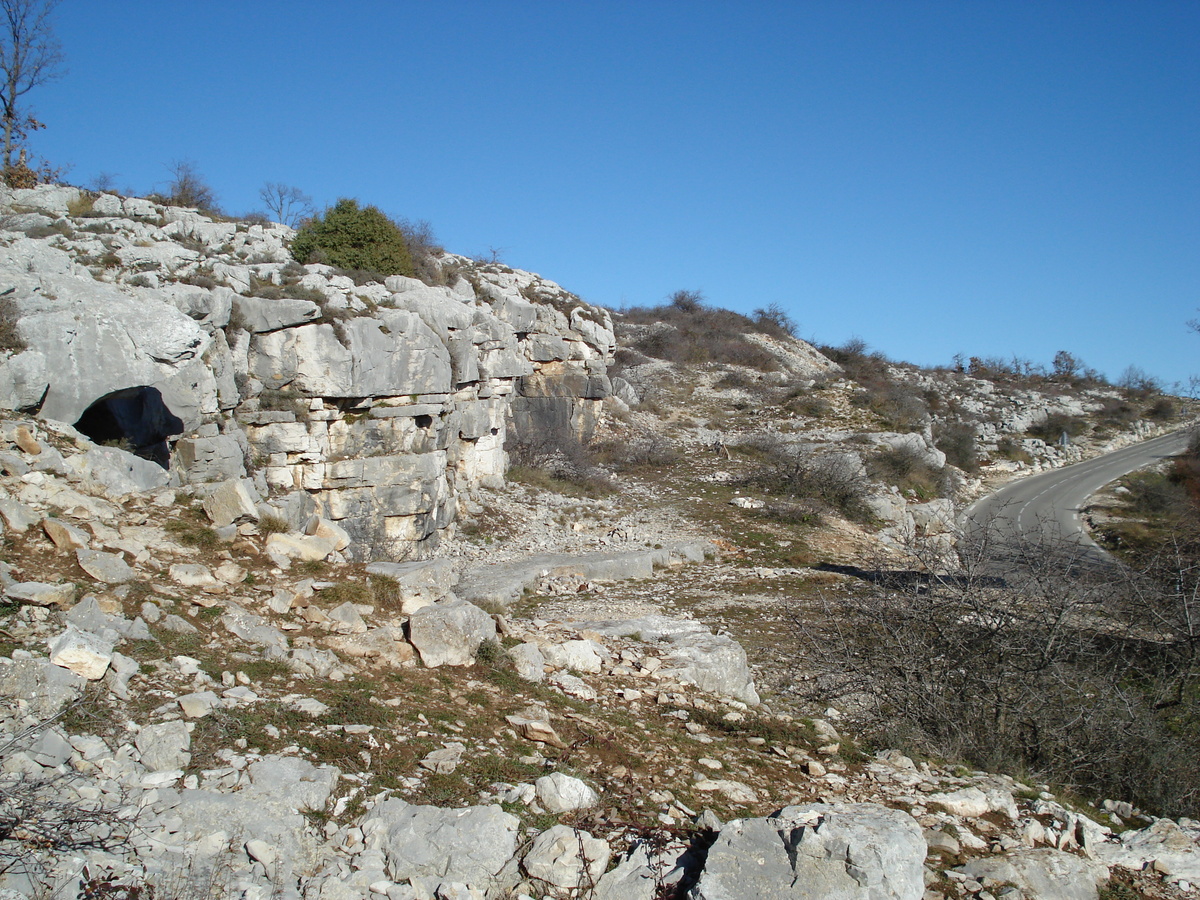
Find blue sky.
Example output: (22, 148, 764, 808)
(29, 1, 1200, 389)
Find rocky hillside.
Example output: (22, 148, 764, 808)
(0, 183, 616, 560)
(0, 186, 1197, 900)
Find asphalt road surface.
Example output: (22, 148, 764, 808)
(964, 428, 1194, 564)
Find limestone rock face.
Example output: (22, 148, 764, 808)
(690, 802, 926, 900)
(0, 193, 617, 558)
(362, 799, 520, 888)
(6, 272, 214, 429)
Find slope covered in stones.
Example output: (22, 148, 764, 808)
(0, 186, 1197, 899)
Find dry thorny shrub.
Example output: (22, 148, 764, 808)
(788, 516, 1200, 817)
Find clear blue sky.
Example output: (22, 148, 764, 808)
(29, 1, 1200, 389)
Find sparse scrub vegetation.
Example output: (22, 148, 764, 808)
(867, 445, 941, 499)
(793, 521, 1200, 817)
(1028, 412, 1088, 444)
(506, 426, 616, 497)
(933, 420, 979, 473)
(739, 433, 871, 522)
(0, 293, 24, 351)
(155, 159, 220, 215)
(619, 291, 787, 371)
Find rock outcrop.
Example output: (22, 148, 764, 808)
(0, 185, 616, 557)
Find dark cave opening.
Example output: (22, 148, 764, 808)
(74, 386, 184, 469)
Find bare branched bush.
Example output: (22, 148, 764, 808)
(751, 302, 798, 338)
(933, 420, 979, 473)
(592, 430, 678, 470)
(0, 698, 140, 886)
(739, 434, 871, 522)
(0, 291, 23, 351)
(258, 181, 313, 228)
(159, 159, 219, 214)
(790, 518, 1200, 816)
(506, 426, 615, 496)
(398, 218, 444, 285)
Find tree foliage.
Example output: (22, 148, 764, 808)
(290, 198, 413, 277)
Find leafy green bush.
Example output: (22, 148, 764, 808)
(290, 198, 414, 277)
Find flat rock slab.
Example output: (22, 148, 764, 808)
(958, 849, 1108, 900)
(457, 547, 676, 608)
(362, 798, 519, 888)
(5, 581, 75, 607)
(578, 615, 760, 706)
(75, 548, 134, 584)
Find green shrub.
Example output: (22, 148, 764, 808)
(290, 198, 413, 277)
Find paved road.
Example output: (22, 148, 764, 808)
(964, 428, 1194, 563)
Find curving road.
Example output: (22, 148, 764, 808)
(964, 428, 1194, 564)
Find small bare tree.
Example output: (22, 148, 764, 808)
(259, 181, 313, 228)
(162, 159, 218, 212)
(0, 0, 62, 171)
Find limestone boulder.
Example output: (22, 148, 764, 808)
(201, 477, 261, 526)
(0, 656, 85, 718)
(540, 639, 604, 674)
(68, 445, 171, 496)
(173, 433, 246, 482)
(0, 349, 49, 411)
(5, 581, 75, 608)
(361, 799, 519, 888)
(265, 532, 337, 565)
(231, 295, 320, 333)
(660, 631, 760, 706)
(407, 600, 496, 667)
(136, 720, 191, 771)
(508, 643, 546, 682)
(48, 625, 114, 680)
(522, 825, 610, 890)
(690, 802, 926, 900)
(366, 558, 458, 612)
(535, 773, 599, 814)
(75, 548, 135, 584)
(958, 849, 1108, 900)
